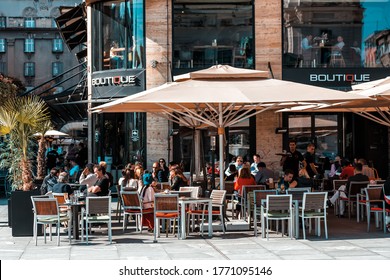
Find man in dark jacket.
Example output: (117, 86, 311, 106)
(328, 163, 369, 217)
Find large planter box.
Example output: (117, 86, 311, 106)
(10, 189, 41, 237)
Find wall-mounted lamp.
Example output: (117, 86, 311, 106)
(150, 59, 158, 68)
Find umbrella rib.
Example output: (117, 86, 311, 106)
(204, 103, 220, 125)
(173, 103, 216, 127)
(223, 103, 245, 126)
(355, 111, 390, 127)
(375, 107, 390, 123)
(225, 104, 273, 127)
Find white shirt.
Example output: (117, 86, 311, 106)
(79, 173, 97, 188)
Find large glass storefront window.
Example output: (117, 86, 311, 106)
(283, 0, 390, 68)
(288, 114, 339, 161)
(94, 112, 146, 169)
(173, 0, 254, 74)
(91, 0, 144, 71)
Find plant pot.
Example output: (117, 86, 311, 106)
(10, 189, 41, 237)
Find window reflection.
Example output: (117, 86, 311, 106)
(283, 0, 390, 68)
(173, 1, 254, 73)
(91, 0, 144, 71)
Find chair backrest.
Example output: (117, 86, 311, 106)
(179, 186, 200, 198)
(286, 188, 311, 202)
(171, 190, 192, 197)
(364, 186, 383, 201)
(86, 196, 111, 215)
(243, 185, 266, 197)
(375, 180, 386, 185)
(266, 194, 292, 212)
(302, 192, 327, 211)
(224, 182, 235, 195)
(349, 181, 369, 197)
(31, 197, 59, 216)
(210, 189, 226, 205)
(120, 191, 142, 210)
(333, 179, 347, 191)
(154, 194, 179, 213)
(52, 193, 68, 205)
(253, 190, 278, 207)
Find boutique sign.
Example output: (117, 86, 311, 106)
(91, 69, 145, 98)
(283, 68, 387, 88)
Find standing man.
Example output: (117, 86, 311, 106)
(304, 143, 319, 178)
(280, 139, 305, 179)
(46, 145, 59, 173)
(250, 154, 261, 176)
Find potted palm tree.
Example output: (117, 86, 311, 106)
(0, 95, 50, 236)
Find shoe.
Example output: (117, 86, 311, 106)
(147, 228, 154, 233)
(326, 200, 333, 208)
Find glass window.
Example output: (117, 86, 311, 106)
(52, 62, 63, 77)
(24, 38, 35, 53)
(0, 17, 6, 28)
(24, 62, 35, 77)
(288, 114, 339, 161)
(52, 38, 63, 53)
(91, 0, 145, 71)
(172, 1, 254, 73)
(0, 39, 6, 52)
(24, 17, 35, 28)
(283, 0, 390, 68)
(0, 62, 6, 74)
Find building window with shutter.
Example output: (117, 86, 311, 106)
(24, 38, 35, 53)
(52, 62, 63, 77)
(0, 39, 6, 52)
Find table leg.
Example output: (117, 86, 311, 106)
(180, 202, 186, 240)
(72, 206, 80, 240)
(294, 201, 299, 239)
(208, 200, 213, 237)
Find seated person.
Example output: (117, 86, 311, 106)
(327, 163, 369, 217)
(140, 172, 157, 232)
(41, 167, 59, 194)
(255, 162, 274, 184)
(87, 165, 110, 196)
(69, 159, 80, 182)
(331, 36, 345, 56)
(296, 168, 313, 189)
(277, 169, 297, 193)
(52, 171, 73, 196)
(78, 163, 97, 192)
(225, 164, 238, 181)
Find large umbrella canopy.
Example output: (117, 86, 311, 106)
(92, 65, 367, 188)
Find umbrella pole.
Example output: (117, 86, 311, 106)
(218, 103, 225, 190)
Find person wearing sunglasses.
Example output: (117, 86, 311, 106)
(158, 158, 169, 182)
(225, 156, 244, 177)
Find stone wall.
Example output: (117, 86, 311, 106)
(145, 0, 172, 169)
(144, 0, 283, 171)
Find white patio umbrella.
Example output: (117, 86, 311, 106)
(33, 129, 69, 138)
(92, 65, 367, 188)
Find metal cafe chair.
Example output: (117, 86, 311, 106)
(261, 194, 293, 240)
(253, 190, 277, 237)
(153, 193, 180, 243)
(81, 196, 112, 244)
(121, 190, 153, 233)
(31, 196, 71, 246)
(364, 187, 386, 233)
(299, 192, 328, 239)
